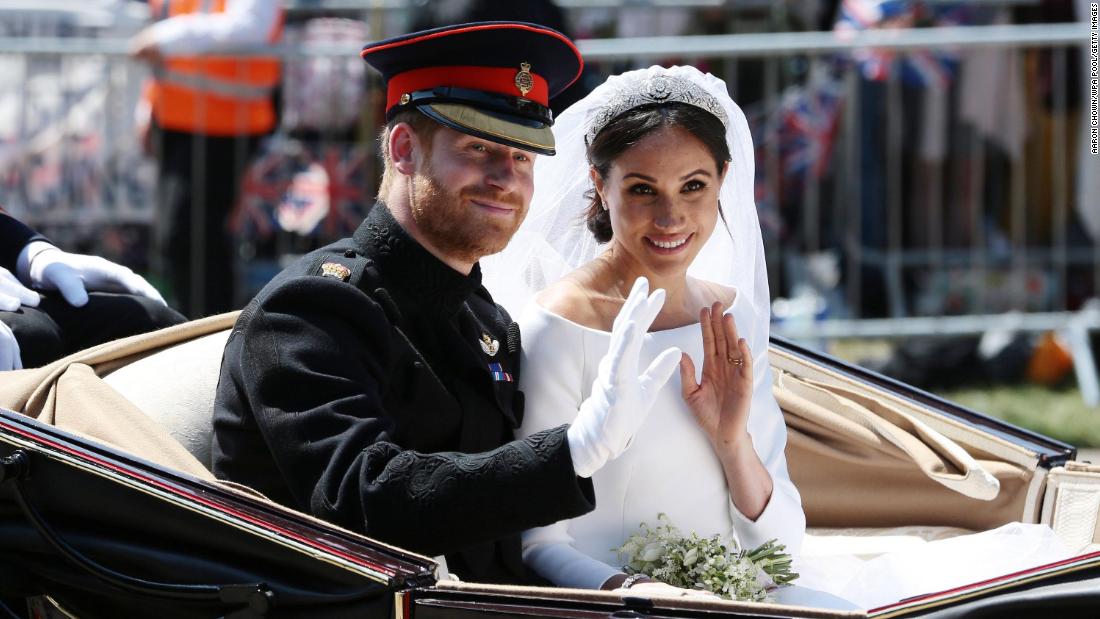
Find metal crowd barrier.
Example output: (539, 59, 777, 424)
(0, 21, 1096, 401)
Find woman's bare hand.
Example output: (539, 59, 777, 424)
(679, 301, 754, 449)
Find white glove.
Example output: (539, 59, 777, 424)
(21, 242, 166, 308)
(567, 277, 682, 478)
(1, 266, 38, 371)
(0, 318, 22, 371)
(0, 266, 40, 312)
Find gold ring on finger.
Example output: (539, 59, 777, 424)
(728, 356, 744, 366)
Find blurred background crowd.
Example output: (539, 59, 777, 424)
(0, 0, 1097, 447)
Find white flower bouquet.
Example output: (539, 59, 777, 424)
(613, 513, 798, 601)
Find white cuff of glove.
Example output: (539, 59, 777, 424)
(16, 241, 59, 284)
(566, 392, 614, 479)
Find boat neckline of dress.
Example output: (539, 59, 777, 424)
(530, 290, 740, 337)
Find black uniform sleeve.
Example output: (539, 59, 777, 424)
(0, 210, 48, 272)
(237, 276, 594, 557)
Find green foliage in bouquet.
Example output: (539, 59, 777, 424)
(613, 513, 798, 601)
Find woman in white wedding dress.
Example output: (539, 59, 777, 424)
(484, 65, 808, 598)
(481, 65, 1072, 609)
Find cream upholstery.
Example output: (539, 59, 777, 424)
(102, 329, 231, 470)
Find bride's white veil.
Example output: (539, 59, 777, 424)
(481, 65, 771, 334)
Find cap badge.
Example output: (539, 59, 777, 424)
(514, 62, 534, 97)
(479, 333, 500, 357)
(321, 262, 351, 282)
(399, 93, 411, 105)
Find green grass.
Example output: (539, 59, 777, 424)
(934, 385, 1100, 448)
(827, 339, 1100, 448)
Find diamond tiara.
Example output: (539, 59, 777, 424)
(585, 74, 730, 145)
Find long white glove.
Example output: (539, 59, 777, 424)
(567, 277, 682, 478)
(20, 242, 166, 308)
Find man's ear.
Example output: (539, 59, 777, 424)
(389, 122, 421, 176)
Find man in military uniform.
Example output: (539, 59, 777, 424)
(212, 22, 680, 585)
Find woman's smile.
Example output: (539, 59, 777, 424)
(644, 233, 694, 254)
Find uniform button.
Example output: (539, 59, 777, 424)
(413, 361, 424, 370)
(344, 249, 356, 258)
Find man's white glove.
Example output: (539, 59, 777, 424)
(567, 277, 682, 478)
(20, 242, 166, 308)
(0, 266, 40, 312)
(0, 319, 22, 371)
(0, 266, 37, 371)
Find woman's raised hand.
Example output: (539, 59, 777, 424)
(567, 277, 682, 478)
(679, 301, 754, 449)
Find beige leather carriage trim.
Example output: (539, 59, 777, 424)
(1041, 471, 1058, 527)
(1022, 467, 1048, 524)
(774, 370, 1000, 501)
(1051, 482, 1100, 551)
(103, 329, 233, 469)
(769, 347, 1038, 470)
(1041, 464, 1100, 552)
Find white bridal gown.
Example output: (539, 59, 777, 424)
(515, 291, 806, 589)
(514, 292, 1074, 610)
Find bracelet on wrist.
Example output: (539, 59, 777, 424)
(621, 573, 649, 589)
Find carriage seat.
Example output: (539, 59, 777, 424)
(102, 328, 231, 470)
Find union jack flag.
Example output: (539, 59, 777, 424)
(231, 140, 371, 241)
(749, 66, 845, 226)
(229, 142, 289, 240)
(315, 145, 370, 238)
(833, 0, 972, 90)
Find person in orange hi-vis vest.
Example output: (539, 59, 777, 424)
(130, 0, 285, 318)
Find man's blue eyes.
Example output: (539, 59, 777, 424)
(469, 144, 529, 162)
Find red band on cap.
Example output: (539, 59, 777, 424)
(386, 65, 549, 110)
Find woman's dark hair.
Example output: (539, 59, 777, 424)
(585, 102, 731, 243)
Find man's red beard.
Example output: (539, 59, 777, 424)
(408, 170, 526, 266)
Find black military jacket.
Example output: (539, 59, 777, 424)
(0, 210, 47, 271)
(212, 204, 595, 584)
